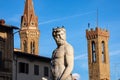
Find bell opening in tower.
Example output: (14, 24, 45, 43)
(101, 41, 105, 63)
(92, 41, 96, 63)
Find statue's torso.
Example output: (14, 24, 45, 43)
(51, 43, 73, 80)
(52, 45, 66, 79)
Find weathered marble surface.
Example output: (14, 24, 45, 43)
(51, 27, 74, 80)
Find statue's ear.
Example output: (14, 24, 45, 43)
(52, 31, 55, 37)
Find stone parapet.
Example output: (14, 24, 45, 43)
(86, 27, 109, 40)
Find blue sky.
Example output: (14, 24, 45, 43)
(0, 0, 120, 80)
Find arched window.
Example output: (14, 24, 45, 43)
(102, 41, 105, 62)
(30, 42, 33, 54)
(33, 42, 35, 53)
(23, 40, 27, 52)
(30, 41, 35, 54)
(92, 41, 96, 63)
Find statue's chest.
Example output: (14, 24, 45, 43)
(54, 47, 65, 58)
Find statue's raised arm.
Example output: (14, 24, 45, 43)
(51, 27, 74, 80)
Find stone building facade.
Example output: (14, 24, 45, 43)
(13, 51, 52, 80)
(0, 20, 18, 80)
(86, 27, 110, 80)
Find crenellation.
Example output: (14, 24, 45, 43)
(86, 27, 109, 40)
(90, 28, 94, 31)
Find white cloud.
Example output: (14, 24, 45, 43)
(72, 73, 80, 80)
(74, 49, 120, 61)
(74, 53, 87, 60)
(110, 50, 120, 56)
(39, 11, 95, 25)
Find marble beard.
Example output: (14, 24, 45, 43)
(51, 27, 74, 80)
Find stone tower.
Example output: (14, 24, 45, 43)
(20, 0, 40, 55)
(86, 27, 110, 80)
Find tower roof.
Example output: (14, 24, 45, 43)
(24, 0, 35, 17)
(21, 0, 38, 28)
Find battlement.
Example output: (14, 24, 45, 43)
(86, 27, 109, 40)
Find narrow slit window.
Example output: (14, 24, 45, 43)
(102, 41, 105, 62)
(23, 40, 27, 52)
(30, 42, 33, 54)
(92, 41, 96, 63)
(30, 41, 35, 54)
(33, 42, 35, 53)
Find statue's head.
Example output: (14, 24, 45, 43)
(52, 26, 66, 46)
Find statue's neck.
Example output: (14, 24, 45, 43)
(57, 41, 67, 48)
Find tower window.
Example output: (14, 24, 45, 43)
(102, 41, 105, 63)
(23, 40, 27, 52)
(92, 41, 96, 63)
(23, 22, 27, 26)
(30, 41, 35, 54)
(31, 22, 34, 25)
(24, 23, 26, 26)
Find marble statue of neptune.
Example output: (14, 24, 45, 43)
(51, 27, 74, 80)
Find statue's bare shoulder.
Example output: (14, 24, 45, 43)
(64, 43, 74, 56)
